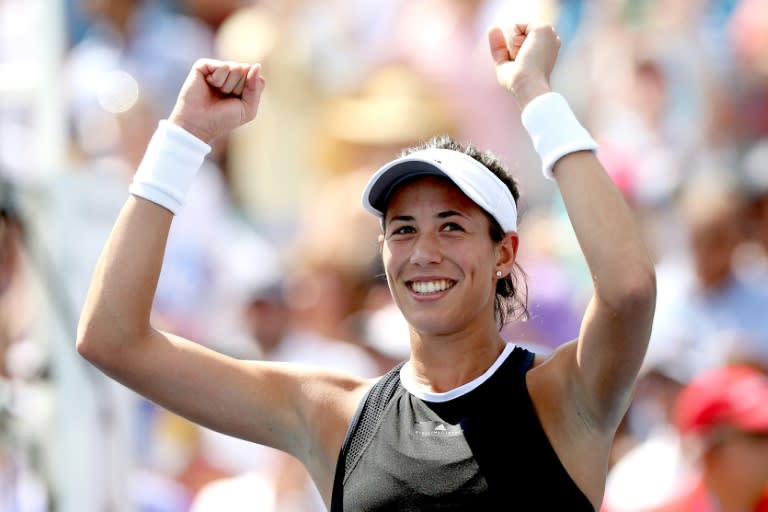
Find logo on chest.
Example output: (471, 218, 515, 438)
(413, 421, 464, 437)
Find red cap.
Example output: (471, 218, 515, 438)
(674, 365, 768, 436)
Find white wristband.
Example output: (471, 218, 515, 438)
(520, 92, 598, 180)
(129, 120, 212, 214)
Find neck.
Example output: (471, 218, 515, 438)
(407, 326, 507, 393)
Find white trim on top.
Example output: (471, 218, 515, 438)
(399, 343, 517, 403)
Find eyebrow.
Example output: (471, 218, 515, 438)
(437, 210, 463, 219)
(388, 210, 464, 224)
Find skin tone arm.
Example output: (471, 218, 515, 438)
(76, 60, 370, 502)
(489, 24, 657, 436)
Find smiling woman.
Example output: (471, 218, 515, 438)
(76, 21, 656, 511)
(366, 135, 529, 329)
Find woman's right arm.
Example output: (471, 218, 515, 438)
(75, 60, 367, 465)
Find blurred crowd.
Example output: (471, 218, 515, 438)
(1, 0, 767, 510)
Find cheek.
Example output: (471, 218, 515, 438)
(457, 254, 496, 293)
(459, 244, 495, 273)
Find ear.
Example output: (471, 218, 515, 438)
(495, 232, 519, 275)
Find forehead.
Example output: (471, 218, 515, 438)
(383, 176, 483, 219)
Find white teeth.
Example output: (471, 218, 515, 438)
(411, 280, 452, 294)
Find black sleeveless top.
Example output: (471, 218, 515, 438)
(330, 345, 595, 511)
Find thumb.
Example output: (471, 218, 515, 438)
(488, 26, 511, 66)
(241, 64, 266, 118)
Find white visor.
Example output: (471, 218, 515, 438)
(362, 148, 517, 232)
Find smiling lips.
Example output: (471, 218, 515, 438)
(408, 279, 456, 295)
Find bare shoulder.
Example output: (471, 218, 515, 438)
(266, 362, 375, 441)
(296, 364, 376, 422)
(289, 365, 377, 499)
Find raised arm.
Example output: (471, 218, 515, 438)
(75, 60, 367, 486)
(489, 24, 657, 427)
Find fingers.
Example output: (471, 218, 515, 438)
(507, 24, 530, 61)
(231, 72, 248, 96)
(488, 23, 532, 63)
(197, 60, 265, 105)
(487, 22, 560, 106)
(194, 59, 257, 97)
(203, 61, 251, 96)
(208, 62, 265, 117)
(489, 23, 559, 64)
(219, 68, 245, 95)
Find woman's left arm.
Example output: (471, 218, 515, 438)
(549, 149, 656, 425)
(490, 23, 657, 428)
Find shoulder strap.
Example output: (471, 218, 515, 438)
(330, 361, 405, 512)
(517, 346, 535, 375)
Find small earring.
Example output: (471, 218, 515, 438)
(495, 271, 503, 277)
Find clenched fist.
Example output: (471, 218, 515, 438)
(488, 23, 561, 109)
(168, 59, 266, 143)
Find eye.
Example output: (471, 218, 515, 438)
(390, 225, 416, 236)
(440, 222, 464, 232)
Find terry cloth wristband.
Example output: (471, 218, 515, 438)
(520, 92, 598, 180)
(129, 120, 211, 214)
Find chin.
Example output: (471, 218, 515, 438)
(406, 314, 462, 337)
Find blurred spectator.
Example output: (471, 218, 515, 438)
(734, 138, 768, 290)
(667, 364, 768, 511)
(590, 55, 683, 209)
(0, 181, 52, 511)
(280, 169, 388, 359)
(649, 172, 768, 382)
(243, 277, 380, 378)
(604, 362, 768, 512)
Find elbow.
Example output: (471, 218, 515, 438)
(76, 314, 134, 373)
(625, 271, 656, 318)
(76, 319, 106, 367)
(600, 265, 657, 317)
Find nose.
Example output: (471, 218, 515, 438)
(410, 231, 443, 266)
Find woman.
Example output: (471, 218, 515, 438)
(77, 22, 656, 509)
